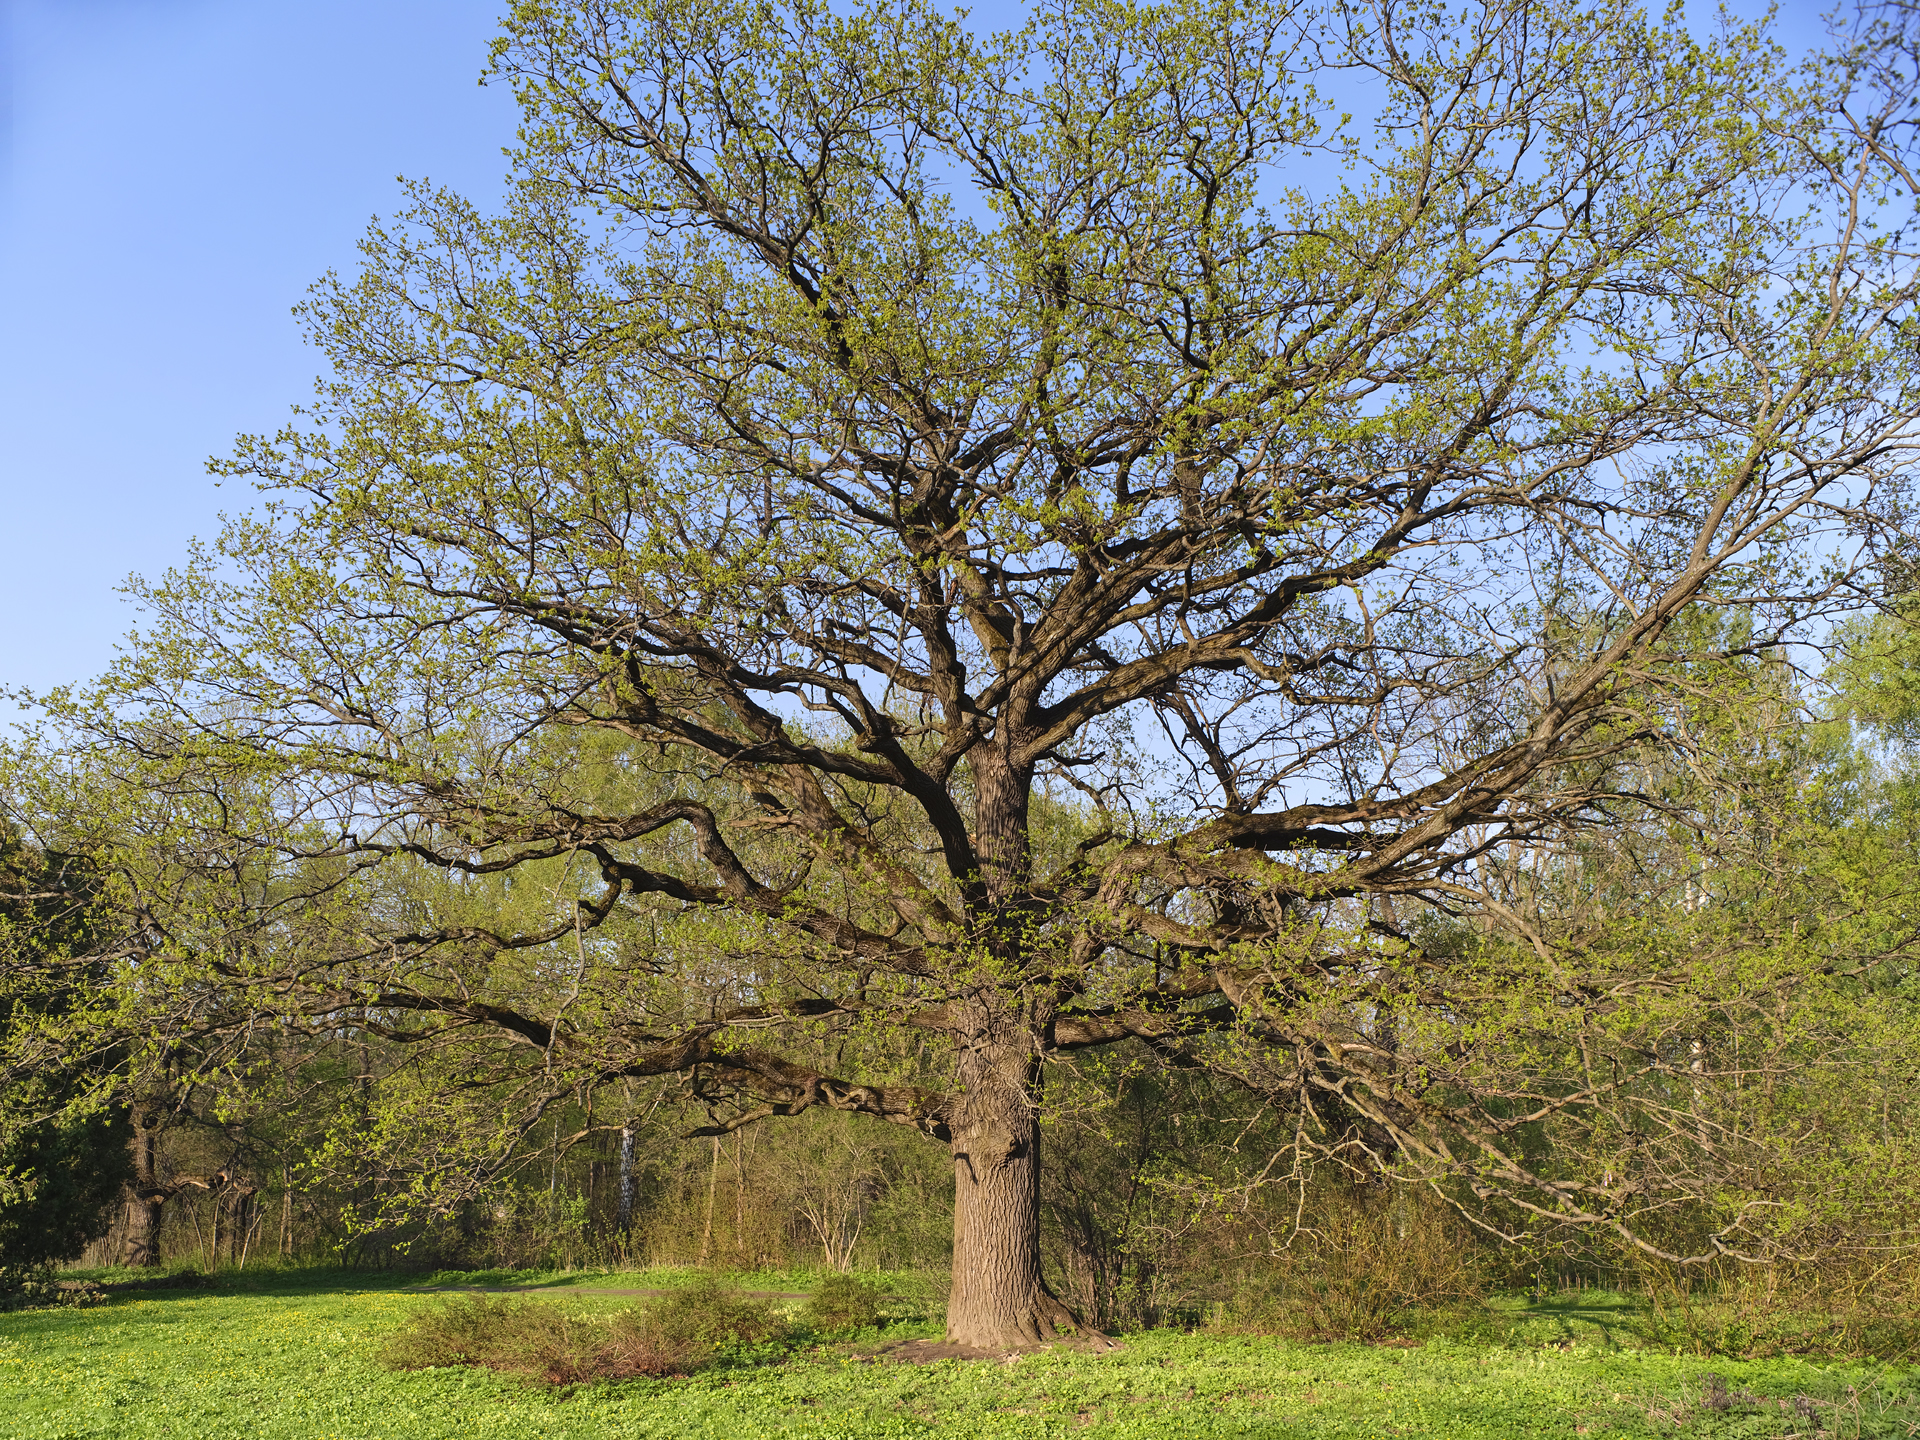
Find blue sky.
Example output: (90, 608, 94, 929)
(0, 0, 517, 698)
(0, 0, 1827, 699)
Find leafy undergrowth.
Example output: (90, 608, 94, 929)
(5, 1273, 1919, 1439)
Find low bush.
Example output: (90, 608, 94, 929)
(805, 1275, 882, 1332)
(646, 1276, 788, 1348)
(382, 1295, 700, 1383)
(0, 1264, 106, 1313)
(382, 1280, 792, 1386)
(1217, 1186, 1490, 1343)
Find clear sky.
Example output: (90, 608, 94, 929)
(0, 0, 518, 699)
(0, 0, 1827, 701)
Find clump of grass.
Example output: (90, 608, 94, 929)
(805, 1275, 882, 1333)
(382, 1279, 791, 1386)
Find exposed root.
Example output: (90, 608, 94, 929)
(1037, 1290, 1122, 1352)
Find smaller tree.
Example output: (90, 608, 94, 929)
(0, 834, 133, 1274)
(0, 1108, 131, 1274)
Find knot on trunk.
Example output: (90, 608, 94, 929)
(956, 1120, 1025, 1182)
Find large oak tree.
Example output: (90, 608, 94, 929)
(27, 0, 1920, 1346)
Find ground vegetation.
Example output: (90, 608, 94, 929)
(7, 1270, 1920, 1438)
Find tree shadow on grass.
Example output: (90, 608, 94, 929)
(1500, 1291, 1655, 1349)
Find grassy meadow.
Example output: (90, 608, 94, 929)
(3, 1268, 1918, 1440)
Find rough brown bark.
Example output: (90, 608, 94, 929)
(943, 1040, 1079, 1348)
(936, 743, 1090, 1349)
(121, 1123, 164, 1267)
(969, 747, 1033, 907)
(121, 1193, 165, 1268)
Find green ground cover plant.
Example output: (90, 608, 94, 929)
(4, 1270, 1918, 1440)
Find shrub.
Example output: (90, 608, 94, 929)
(645, 1276, 788, 1348)
(805, 1275, 882, 1332)
(382, 1296, 700, 1384)
(0, 1265, 105, 1313)
(1219, 1185, 1489, 1343)
(383, 1279, 796, 1386)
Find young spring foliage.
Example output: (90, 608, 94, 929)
(14, 0, 1920, 1345)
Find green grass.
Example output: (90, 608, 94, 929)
(5, 1270, 1918, 1439)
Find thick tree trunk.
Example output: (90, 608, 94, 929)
(944, 1042, 1077, 1348)
(941, 744, 1089, 1348)
(118, 1116, 219, 1267)
(122, 1121, 164, 1268)
(122, 1194, 165, 1268)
